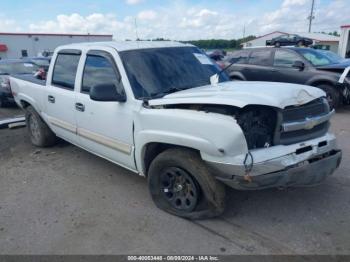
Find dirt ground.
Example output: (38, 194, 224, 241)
(0, 106, 349, 255)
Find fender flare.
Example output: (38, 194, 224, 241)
(306, 77, 338, 88)
(229, 71, 246, 81)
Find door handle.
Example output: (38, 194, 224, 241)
(270, 69, 278, 72)
(48, 95, 55, 103)
(75, 103, 85, 112)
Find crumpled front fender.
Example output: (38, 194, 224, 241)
(134, 108, 248, 175)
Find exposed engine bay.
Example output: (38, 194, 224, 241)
(153, 103, 278, 150)
(151, 97, 330, 152)
(236, 106, 277, 150)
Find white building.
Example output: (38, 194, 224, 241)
(339, 25, 350, 58)
(242, 31, 340, 53)
(0, 33, 113, 59)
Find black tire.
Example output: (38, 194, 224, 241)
(297, 40, 304, 47)
(230, 76, 244, 81)
(317, 84, 341, 109)
(0, 98, 4, 108)
(148, 148, 226, 219)
(275, 42, 281, 47)
(25, 106, 57, 147)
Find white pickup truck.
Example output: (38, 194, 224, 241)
(10, 41, 342, 218)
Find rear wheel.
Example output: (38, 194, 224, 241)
(148, 148, 226, 219)
(317, 84, 341, 109)
(297, 40, 304, 47)
(230, 76, 244, 81)
(275, 42, 281, 47)
(25, 106, 57, 147)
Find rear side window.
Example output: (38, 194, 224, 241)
(249, 50, 271, 66)
(274, 50, 300, 67)
(228, 51, 249, 64)
(52, 53, 80, 90)
(81, 55, 121, 94)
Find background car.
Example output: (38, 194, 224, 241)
(0, 58, 47, 107)
(266, 34, 313, 47)
(206, 49, 226, 61)
(222, 47, 350, 108)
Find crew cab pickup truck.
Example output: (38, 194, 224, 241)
(10, 41, 342, 219)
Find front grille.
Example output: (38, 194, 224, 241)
(276, 98, 330, 145)
(280, 122, 329, 145)
(283, 98, 329, 122)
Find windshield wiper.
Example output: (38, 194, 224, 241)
(148, 87, 185, 99)
(210, 61, 234, 85)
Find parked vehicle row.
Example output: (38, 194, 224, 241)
(0, 57, 50, 107)
(222, 47, 350, 108)
(10, 41, 341, 218)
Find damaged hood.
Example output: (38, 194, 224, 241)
(148, 81, 325, 109)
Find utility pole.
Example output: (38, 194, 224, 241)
(134, 18, 139, 41)
(308, 0, 315, 33)
(243, 24, 246, 39)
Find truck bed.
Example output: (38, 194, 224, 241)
(10, 75, 47, 112)
(12, 74, 46, 86)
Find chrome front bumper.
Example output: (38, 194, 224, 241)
(206, 133, 342, 190)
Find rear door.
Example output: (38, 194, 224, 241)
(74, 48, 136, 170)
(245, 49, 274, 81)
(44, 49, 81, 144)
(225, 50, 250, 80)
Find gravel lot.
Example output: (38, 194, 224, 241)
(0, 106, 349, 255)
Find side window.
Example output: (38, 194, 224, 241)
(274, 50, 300, 67)
(229, 51, 249, 64)
(21, 50, 28, 57)
(81, 54, 121, 94)
(52, 53, 81, 90)
(249, 50, 271, 66)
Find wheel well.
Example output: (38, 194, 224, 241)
(230, 75, 244, 81)
(143, 143, 199, 176)
(20, 100, 31, 108)
(310, 80, 335, 88)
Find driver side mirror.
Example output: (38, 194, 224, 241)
(292, 60, 305, 71)
(90, 83, 126, 102)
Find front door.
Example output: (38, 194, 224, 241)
(74, 49, 136, 170)
(272, 49, 311, 84)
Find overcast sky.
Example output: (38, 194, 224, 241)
(0, 0, 349, 40)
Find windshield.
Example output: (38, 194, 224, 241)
(297, 49, 343, 66)
(0, 62, 40, 75)
(120, 47, 229, 99)
(318, 50, 346, 63)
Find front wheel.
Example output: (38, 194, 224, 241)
(317, 84, 341, 109)
(275, 42, 281, 47)
(148, 148, 226, 219)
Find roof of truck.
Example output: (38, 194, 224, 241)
(58, 41, 193, 52)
